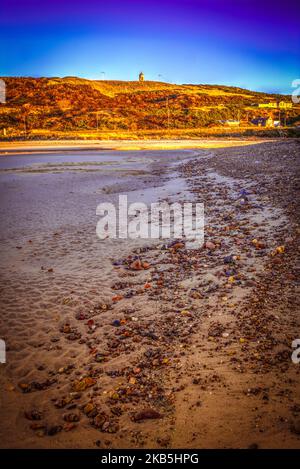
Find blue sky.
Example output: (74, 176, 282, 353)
(1, 0, 300, 93)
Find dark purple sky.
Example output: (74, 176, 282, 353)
(1, 0, 300, 92)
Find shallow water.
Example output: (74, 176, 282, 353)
(0, 149, 199, 274)
(0, 149, 198, 171)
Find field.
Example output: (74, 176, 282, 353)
(1, 77, 299, 140)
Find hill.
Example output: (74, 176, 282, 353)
(0, 77, 299, 139)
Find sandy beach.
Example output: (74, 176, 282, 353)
(0, 138, 299, 449)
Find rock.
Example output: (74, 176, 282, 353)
(251, 239, 266, 249)
(180, 309, 191, 316)
(112, 319, 121, 327)
(290, 420, 300, 435)
(73, 377, 96, 392)
(93, 413, 107, 429)
(130, 259, 143, 270)
(19, 379, 56, 393)
(83, 402, 96, 416)
(19, 383, 31, 393)
(190, 291, 202, 299)
(272, 245, 285, 256)
(54, 396, 73, 408)
(58, 364, 74, 374)
(76, 312, 87, 320)
(102, 421, 119, 433)
(63, 412, 80, 422)
(208, 322, 225, 337)
(248, 442, 259, 450)
(87, 319, 96, 330)
(111, 406, 123, 416)
(169, 242, 185, 250)
(24, 409, 43, 421)
(94, 353, 106, 363)
(112, 295, 123, 303)
(205, 241, 216, 250)
(63, 422, 77, 432)
(47, 425, 62, 436)
(66, 332, 81, 341)
(30, 422, 46, 431)
(128, 376, 136, 385)
(224, 255, 234, 264)
(133, 408, 162, 421)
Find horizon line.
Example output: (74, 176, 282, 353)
(0, 75, 291, 96)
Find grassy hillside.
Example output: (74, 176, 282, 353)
(0, 77, 299, 139)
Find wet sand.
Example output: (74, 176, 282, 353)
(0, 140, 299, 448)
(0, 137, 273, 154)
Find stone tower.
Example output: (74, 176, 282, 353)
(139, 72, 144, 82)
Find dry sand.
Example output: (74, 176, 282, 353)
(0, 139, 299, 448)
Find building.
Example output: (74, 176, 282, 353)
(279, 101, 293, 109)
(139, 72, 144, 82)
(265, 116, 274, 127)
(251, 116, 274, 127)
(258, 102, 277, 108)
(221, 119, 240, 126)
(255, 101, 292, 109)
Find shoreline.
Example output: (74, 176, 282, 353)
(0, 137, 280, 154)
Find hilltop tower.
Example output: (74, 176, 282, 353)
(139, 72, 144, 82)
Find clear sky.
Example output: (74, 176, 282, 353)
(1, 0, 299, 93)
